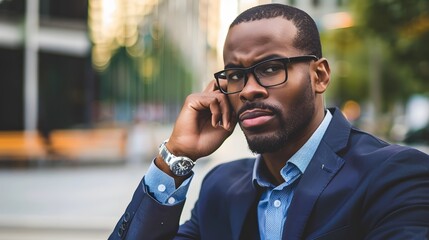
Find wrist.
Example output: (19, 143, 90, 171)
(165, 141, 186, 158)
(164, 138, 198, 162)
(154, 156, 190, 188)
(158, 140, 195, 177)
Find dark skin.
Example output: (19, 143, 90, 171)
(156, 17, 331, 187)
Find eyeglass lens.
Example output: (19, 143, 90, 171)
(220, 59, 287, 94)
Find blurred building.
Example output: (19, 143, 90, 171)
(0, 0, 90, 132)
(0, 0, 348, 129)
(0, 0, 348, 163)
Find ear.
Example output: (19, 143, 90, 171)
(313, 58, 330, 94)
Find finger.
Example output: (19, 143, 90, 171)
(187, 90, 232, 130)
(217, 96, 232, 130)
(217, 79, 228, 93)
(208, 98, 222, 128)
(207, 95, 231, 130)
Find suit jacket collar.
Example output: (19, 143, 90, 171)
(322, 108, 351, 153)
(283, 107, 351, 239)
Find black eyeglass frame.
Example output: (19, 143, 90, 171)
(214, 55, 319, 95)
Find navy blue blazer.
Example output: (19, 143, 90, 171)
(110, 108, 429, 239)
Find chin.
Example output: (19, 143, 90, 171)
(245, 132, 288, 154)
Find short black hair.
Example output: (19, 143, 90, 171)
(230, 3, 322, 58)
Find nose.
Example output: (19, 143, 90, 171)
(239, 73, 268, 102)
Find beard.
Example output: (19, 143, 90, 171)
(241, 76, 315, 154)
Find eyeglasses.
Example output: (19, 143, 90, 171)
(214, 55, 318, 94)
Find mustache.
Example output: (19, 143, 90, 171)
(237, 102, 281, 118)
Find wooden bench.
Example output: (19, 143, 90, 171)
(49, 128, 126, 163)
(0, 131, 47, 162)
(0, 129, 126, 164)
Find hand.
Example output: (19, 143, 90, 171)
(167, 80, 237, 161)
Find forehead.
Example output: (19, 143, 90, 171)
(223, 17, 299, 65)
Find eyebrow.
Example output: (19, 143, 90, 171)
(224, 54, 284, 69)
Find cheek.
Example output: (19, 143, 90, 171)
(277, 75, 313, 109)
(228, 95, 241, 113)
(287, 68, 313, 94)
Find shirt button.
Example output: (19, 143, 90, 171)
(273, 200, 282, 208)
(157, 184, 166, 192)
(168, 197, 176, 204)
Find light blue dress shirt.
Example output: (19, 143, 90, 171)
(253, 110, 332, 240)
(144, 162, 193, 205)
(143, 110, 332, 239)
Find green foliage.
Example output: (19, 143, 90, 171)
(352, 0, 429, 89)
(353, 0, 429, 40)
(98, 30, 194, 122)
(325, 0, 429, 112)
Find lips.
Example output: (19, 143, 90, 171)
(239, 109, 275, 128)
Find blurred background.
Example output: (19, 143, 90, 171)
(0, 0, 428, 239)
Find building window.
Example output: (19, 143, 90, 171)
(40, 0, 87, 21)
(0, 0, 25, 17)
(39, 52, 94, 128)
(0, 48, 24, 130)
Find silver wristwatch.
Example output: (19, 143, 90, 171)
(159, 140, 194, 176)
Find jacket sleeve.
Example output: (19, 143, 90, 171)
(108, 178, 186, 240)
(363, 148, 429, 239)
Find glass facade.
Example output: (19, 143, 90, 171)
(0, 48, 24, 130)
(0, 0, 91, 131)
(0, 0, 25, 16)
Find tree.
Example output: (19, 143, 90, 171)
(325, 0, 429, 113)
(352, 0, 429, 102)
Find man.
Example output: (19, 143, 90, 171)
(110, 4, 429, 240)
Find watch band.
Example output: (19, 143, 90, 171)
(159, 140, 174, 165)
(159, 140, 194, 176)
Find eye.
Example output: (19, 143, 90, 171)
(226, 70, 244, 82)
(260, 63, 283, 75)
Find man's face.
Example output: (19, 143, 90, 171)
(223, 17, 317, 154)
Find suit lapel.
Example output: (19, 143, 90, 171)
(283, 143, 344, 239)
(283, 108, 351, 239)
(227, 168, 260, 240)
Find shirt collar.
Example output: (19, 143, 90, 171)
(252, 110, 333, 186)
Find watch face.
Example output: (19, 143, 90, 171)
(170, 158, 194, 176)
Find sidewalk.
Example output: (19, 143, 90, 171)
(0, 127, 253, 240)
(0, 164, 143, 240)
